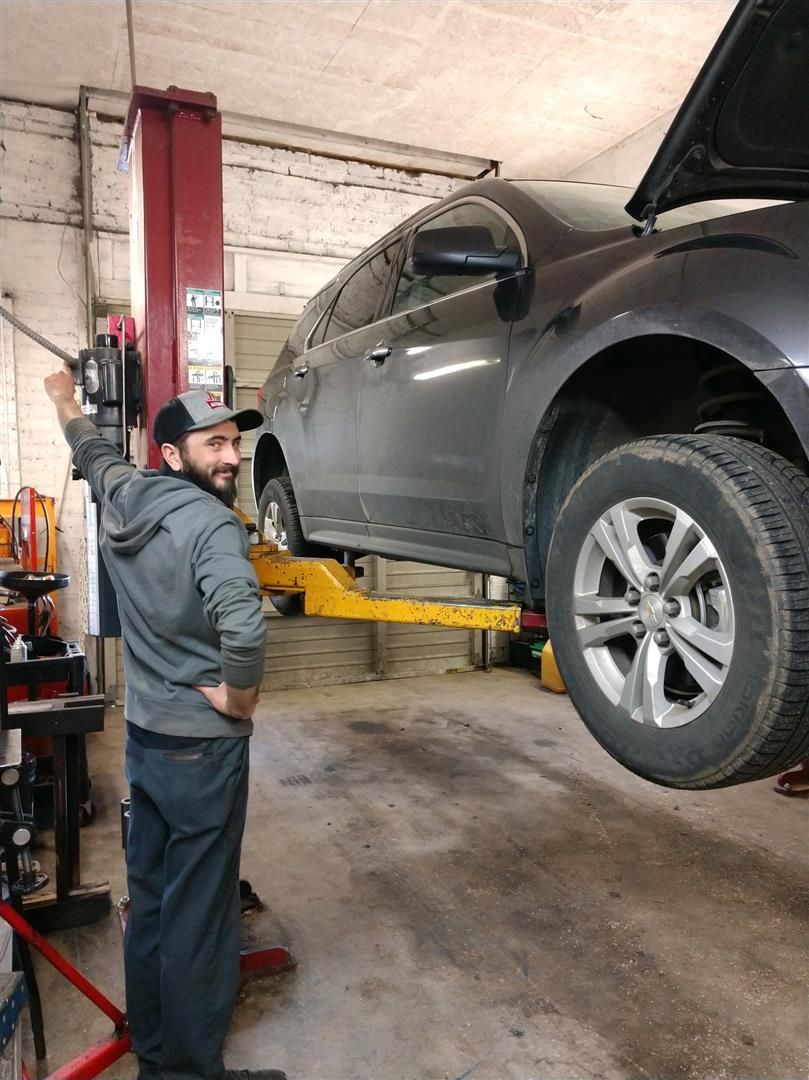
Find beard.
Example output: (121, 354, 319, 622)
(178, 450, 239, 508)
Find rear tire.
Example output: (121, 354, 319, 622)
(546, 435, 809, 789)
(258, 477, 319, 555)
(257, 477, 323, 617)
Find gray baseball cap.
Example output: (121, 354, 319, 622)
(153, 389, 263, 446)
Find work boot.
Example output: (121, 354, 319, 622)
(224, 1071, 288, 1080)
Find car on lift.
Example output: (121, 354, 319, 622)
(253, 0, 809, 791)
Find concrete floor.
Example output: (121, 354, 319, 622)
(20, 668, 809, 1079)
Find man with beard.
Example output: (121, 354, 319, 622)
(44, 369, 285, 1080)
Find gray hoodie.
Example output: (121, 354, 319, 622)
(66, 417, 266, 738)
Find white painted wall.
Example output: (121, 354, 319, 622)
(566, 109, 778, 224)
(0, 103, 89, 640)
(566, 110, 675, 188)
(0, 298, 21, 497)
(90, 113, 460, 306)
(0, 98, 464, 646)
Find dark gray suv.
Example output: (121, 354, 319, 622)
(255, 0, 809, 790)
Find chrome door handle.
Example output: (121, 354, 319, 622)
(364, 342, 391, 366)
(292, 364, 309, 378)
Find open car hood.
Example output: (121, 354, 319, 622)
(626, 0, 809, 221)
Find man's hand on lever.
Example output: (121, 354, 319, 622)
(44, 363, 82, 431)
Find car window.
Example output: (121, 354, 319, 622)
(295, 294, 327, 349)
(306, 282, 340, 350)
(295, 303, 319, 343)
(321, 242, 401, 344)
(392, 203, 521, 316)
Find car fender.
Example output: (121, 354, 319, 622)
(252, 367, 307, 508)
(501, 275, 798, 552)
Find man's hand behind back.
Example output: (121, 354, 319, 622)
(194, 681, 259, 720)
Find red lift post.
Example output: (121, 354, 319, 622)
(123, 86, 227, 467)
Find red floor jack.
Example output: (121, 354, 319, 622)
(115, 898, 296, 980)
(119, 797, 297, 978)
(0, 727, 130, 1076)
(0, 900, 130, 1078)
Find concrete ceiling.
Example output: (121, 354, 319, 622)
(1, 0, 735, 177)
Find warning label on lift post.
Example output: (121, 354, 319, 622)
(186, 288, 223, 398)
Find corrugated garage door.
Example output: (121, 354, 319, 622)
(230, 312, 480, 692)
(376, 560, 481, 680)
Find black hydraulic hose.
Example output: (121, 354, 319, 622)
(0, 304, 78, 367)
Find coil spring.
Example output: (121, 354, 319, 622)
(694, 362, 767, 442)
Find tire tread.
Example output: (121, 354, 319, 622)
(549, 434, 809, 789)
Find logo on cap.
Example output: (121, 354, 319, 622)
(206, 392, 226, 410)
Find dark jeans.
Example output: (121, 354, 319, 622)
(124, 729, 250, 1079)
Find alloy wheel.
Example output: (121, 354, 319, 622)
(572, 498, 734, 728)
(264, 500, 289, 551)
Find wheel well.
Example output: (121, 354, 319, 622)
(524, 335, 807, 602)
(252, 432, 288, 502)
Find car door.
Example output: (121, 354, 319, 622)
(287, 239, 402, 534)
(357, 200, 526, 559)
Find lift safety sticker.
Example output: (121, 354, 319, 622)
(186, 288, 223, 398)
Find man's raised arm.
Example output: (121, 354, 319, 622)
(44, 363, 135, 502)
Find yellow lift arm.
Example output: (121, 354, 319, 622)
(249, 544, 522, 634)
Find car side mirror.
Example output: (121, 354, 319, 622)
(407, 226, 522, 277)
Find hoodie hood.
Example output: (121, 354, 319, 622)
(101, 470, 228, 555)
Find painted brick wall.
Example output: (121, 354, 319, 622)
(89, 114, 460, 254)
(0, 103, 89, 641)
(1, 98, 465, 648)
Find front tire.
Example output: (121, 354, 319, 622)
(546, 435, 809, 789)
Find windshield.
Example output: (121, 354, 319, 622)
(511, 180, 778, 231)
